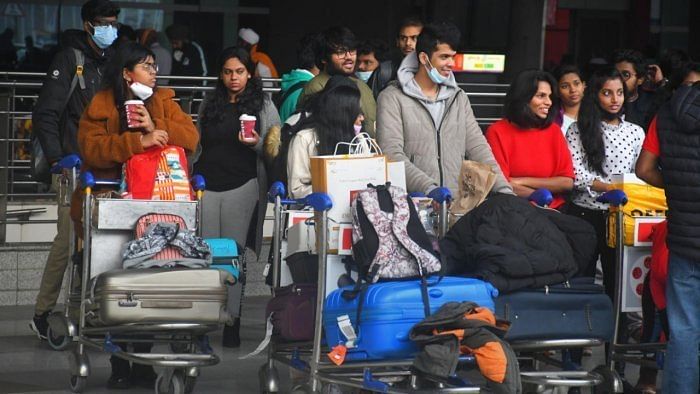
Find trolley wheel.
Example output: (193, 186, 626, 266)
(156, 370, 185, 394)
(69, 375, 87, 393)
(47, 325, 71, 351)
(184, 375, 197, 394)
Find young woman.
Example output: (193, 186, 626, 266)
(485, 69, 574, 210)
(554, 65, 585, 135)
(74, 41, 199, 389)
(566, 66, 645, 289)
(192, 46, 280, 347)
(287, 77, 364, 199)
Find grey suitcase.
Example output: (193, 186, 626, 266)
(87, 268, 231, 326)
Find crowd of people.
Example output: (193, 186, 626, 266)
(24, 0, 700, 392)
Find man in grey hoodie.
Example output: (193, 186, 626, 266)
(377, 21, 511, 198)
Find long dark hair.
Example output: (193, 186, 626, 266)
(311, 84, 361, 155)
(504, 69, 558, 129)
(577, 67, 628, 176)
(102, 41, 156, 110)
(199, 46, 264, 129)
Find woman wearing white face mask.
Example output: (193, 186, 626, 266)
(287, 76, 364, 199)
(72, 41, 199, 389)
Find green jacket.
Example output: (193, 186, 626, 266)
(297, 71, 376, 136)
(278, 69, 315, 123)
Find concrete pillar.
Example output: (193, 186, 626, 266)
(504, 0, 546, 78)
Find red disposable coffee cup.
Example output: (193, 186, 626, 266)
(239, 114, 257, 140)
(124, 100, 144, 129)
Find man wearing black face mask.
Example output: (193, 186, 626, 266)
(296, 26, 376, 136)
(30, 0, 120, 341)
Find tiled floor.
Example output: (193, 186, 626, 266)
(0, 297, 282, 394)
(0, 297, 656, 394)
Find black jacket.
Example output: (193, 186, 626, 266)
(440, 194, 592, 293)
(658, 85, 700, 261)
(32, 31, 110, 163)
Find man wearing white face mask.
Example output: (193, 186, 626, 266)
(29, 0, 120, 341)
(377, 21, 512, 198)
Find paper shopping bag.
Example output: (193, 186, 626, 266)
(310, 154, 387, 251)
(449, 160, 496, 227)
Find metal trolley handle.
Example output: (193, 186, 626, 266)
(267, 181, 333, 211)
(51, 154, 82, 173)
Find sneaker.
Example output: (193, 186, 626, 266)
(29, 311, 49, 340)
(223, 318, 241, 348)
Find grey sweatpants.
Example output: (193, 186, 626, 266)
(201, 178, 258, 320)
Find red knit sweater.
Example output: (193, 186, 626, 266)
(486, 119, 574, 209)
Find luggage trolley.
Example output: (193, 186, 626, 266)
(67, 172, 228, 394)
(596, 189, 667, 393)
(39, 154, 83, 351)
(259, 182, 481, 393)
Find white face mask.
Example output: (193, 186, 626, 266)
(129, 81, 153, 100)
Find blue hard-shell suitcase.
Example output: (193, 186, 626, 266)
(204, 238, 240, 280)
(494, 279, 614, 342)
(323, 276, 498, 361)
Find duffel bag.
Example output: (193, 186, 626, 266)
(494, 278, 614, 341)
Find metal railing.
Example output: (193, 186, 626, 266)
(0, 71, 506, 243)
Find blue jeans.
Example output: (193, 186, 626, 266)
(663, 252, 700, 394)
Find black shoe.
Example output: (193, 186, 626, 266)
(29, 311, 49, 340)
(131, 363, 157, 389)
(223, 318, 241, 348)
(108, 356, 131, 390)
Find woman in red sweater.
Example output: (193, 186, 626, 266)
(486, 69, 574, 210)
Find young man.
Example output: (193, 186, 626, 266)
(30, 0, 120, 340)
(377, 21, 511, 198)
(166, 24, 205, 77)
(656, 82, 700, 394)
(396, 17, 423, 56)
(614, 49, 654, 130)
(278, 33, 319, 122)
(297, 26, 376, 135)
(357, 38, 393, 99)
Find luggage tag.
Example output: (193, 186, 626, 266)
(239, 314, 274, 359)
(337, 314, 358, 348)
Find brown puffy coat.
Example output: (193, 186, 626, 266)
(70, 88, 199, 226)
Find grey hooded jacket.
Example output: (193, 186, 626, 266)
(376, 52, 512, 197)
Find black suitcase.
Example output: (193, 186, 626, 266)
(494, 278, 614, 342)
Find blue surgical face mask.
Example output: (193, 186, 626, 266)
(355, 70, 373, 83)
(423, 56, 448, 85)
(92, 25, 118, 49)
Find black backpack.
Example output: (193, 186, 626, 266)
(273, 80, 308, 112)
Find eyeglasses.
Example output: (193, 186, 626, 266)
(139, 62, 159, 74)
(619, 70, 633, 81)
(333, 48, 357, 59)
(91, 19, 121, 29)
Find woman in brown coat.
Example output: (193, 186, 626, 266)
(73, 41, 198, 389)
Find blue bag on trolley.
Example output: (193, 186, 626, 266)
(324, 277, 498, 361)
(204, 238, 240, 281)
